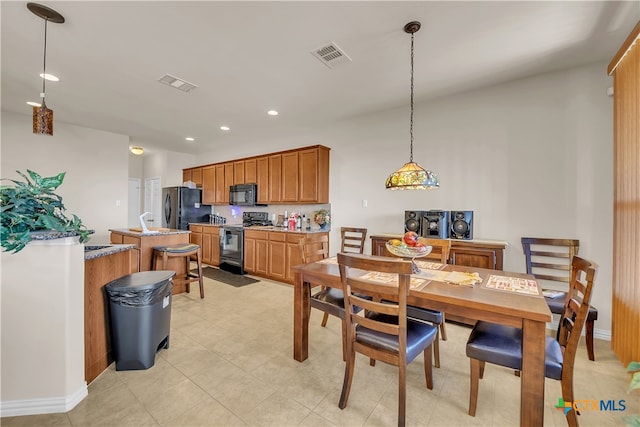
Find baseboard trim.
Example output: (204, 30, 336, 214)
(547, 320, 611, 341)
(1, 383, 88, 417)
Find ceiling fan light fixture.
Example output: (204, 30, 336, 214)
(27, 2, 65, 136)
(386, 21, 439, 190)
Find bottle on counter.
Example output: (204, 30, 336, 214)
(296, 215, 302, 229)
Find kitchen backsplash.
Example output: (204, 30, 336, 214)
(210, 204, 331, 228)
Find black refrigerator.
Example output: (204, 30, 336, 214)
(162, 187, 210, 230)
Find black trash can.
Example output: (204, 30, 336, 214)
(105, 270, 175, 371)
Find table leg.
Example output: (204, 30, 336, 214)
(293, 271, 310, 362)
(520, 319, 546, 426)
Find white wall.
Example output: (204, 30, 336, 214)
(1, 112, 130, 244)
(194, 61, 614, 337)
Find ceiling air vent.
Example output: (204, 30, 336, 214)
(157, 74, 197, 92)
(310, 42, 352, 69)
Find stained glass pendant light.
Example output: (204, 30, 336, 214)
(385, 21, 439, 190)
(28, 3, 65, 135)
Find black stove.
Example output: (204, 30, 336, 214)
(242, 211, 273, 227)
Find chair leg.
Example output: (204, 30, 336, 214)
(586, 319, 595, 361)
(440, 314, 447, 341)
(433, 328, 441, 368)
(196, 250, 204, 299)
(424, 346, 433, 390)
(339, 345, 356, 410)
(469, 358, 481, 416)
(562, 372, 578, 427)
(321, 312, 329, 327)
(399, 361, 407, 427)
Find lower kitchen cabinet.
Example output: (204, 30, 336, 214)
(245, 230, 327, 284)
(370, 234, 506, 271)
(189, 224, 220, 266)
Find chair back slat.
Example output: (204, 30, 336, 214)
(299, 234, 329, 264)
(341, 227, 368, 254)
(422, 238, 451, 264)
(521, 238, 579, 287)
(557, 256, 597, 378)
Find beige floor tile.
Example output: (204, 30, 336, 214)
(2, 276, 634, 427)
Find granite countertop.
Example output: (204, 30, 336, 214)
(84, 244, 137, 261)
(29, 229, 96, 241)
(246, 226, 330, 234)
(109, 228, 190, 236)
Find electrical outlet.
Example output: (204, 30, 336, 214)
(362, 199, 368, 208)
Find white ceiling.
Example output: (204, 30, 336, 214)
(2, 1, 638, 155)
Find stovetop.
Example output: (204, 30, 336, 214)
(243, 220, 273, 227)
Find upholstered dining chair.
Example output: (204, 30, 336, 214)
(384, 237, 450, 368)
(466, 255, 597, 427)
(521, 237, 598, 361)
(299, 234, 349, 358)
(337, 253, 437, 427)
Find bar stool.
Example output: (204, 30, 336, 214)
(152, 243, 204, 299)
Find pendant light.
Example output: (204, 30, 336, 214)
(385, 21, 439, 190)
(28, 3, 65, 135)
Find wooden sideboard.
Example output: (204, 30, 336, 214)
(370, 234, 506, 270)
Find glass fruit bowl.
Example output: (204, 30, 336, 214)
(386, 242, 432, 258)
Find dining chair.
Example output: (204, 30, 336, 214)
(521, 237, 598, 361)
(466, 255, 597, 427)
(299, 234, 349, 358)
(311, 227, 369, 329)
(337, 253, 437, 427)
(384, 237, 450, 368)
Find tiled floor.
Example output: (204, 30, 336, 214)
(2, 274, 636, 426)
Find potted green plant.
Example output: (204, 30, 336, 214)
(1, 170, 90, 253)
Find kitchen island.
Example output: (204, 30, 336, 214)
(109, 228, 191, 294)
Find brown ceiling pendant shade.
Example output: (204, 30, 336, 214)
(28, 3, 65, 135)
(385, 21, 439, 190)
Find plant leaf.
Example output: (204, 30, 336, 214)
(629, 371, 640, 394)
(622, 414, 640, 427)
(627, 361, 640, 373)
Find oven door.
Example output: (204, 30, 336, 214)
(219, 226, 244, 271)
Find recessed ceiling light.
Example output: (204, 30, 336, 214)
(220, 126, 230, 131)
(27, 101, 41, 107)
(185, 137, 195, 141)
(267, 110, 279, 116)
(39, 73, 59, 82)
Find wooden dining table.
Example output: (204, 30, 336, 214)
(292, 255, 552, 427)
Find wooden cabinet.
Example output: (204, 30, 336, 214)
(183, 145, 330, 205)
(449, 241, 504, 270)
(299, 146, 330, 203)
(268, 154, 282, 202)
(256, 156, 269, 204)
(234, 161, 245, 185)
(202, 166, 215, 205)
(370, 234, 506, 270)
(245, 229, 269, 275)
(183, 167, 203, 187)
(244, 158, 257, 184)
(282, 151, 299, 202)
(246, 230, 328, 284)
(189, 224, 220, 266)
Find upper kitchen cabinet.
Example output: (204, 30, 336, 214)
(183, 145, 330, 205)
(183, 167, 203, 187)
(234, 161, 245, 185)
(201, 166, 215, 205)
(282, 151, 299, 202)
(299, 146, 329, 203)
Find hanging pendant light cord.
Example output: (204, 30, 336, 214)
(409, 31, 415, 163)
(41, 18, 48, 101)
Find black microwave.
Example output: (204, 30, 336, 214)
(229, 183, 260, 206)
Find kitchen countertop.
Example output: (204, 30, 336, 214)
(189, 223, 330, 233)
(84, 244, 136, 260)
(109, 228, 191, 237)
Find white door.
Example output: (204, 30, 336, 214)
(127, 178, 141, 227)
(144, 177, 162, 228)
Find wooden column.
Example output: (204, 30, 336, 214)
(608, 21, 640, 366)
